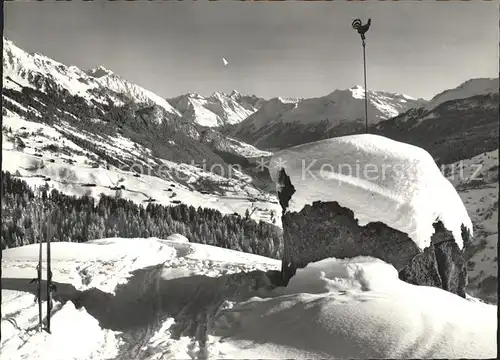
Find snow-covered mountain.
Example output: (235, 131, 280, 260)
(3, 38, 181, 125)
(2, 37, 270, 161)
(86, 65, 181, 120)
(2, 34, 498, 358)
(2, 37, 280, 225)
(1, 111, 279, 221)
(267, 133, 498, 304)
(167, 90, 266, 128)
(227, 86, 427, 150)
(2, 238, 497, 359)
(443, 150, 498, 304)
(425, 77, 499, 111)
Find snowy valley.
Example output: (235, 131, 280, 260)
(1, 33, 499, 360)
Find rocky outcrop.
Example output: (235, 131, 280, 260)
(399, 223, 468, 297)
(281, 201, 421, 277)
(277, 169, 469, 297)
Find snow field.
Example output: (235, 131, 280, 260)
(2, 238, 496, 360)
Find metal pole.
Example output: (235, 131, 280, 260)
(352, 18, 371, 134)
(362, 39, 368, 133)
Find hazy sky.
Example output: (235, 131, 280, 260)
(4, 1, 499, 100)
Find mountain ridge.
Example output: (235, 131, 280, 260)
(225, 84, 429, 150)
(167, 91, 267, 128)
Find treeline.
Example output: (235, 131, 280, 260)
(1, 171, 283, 258)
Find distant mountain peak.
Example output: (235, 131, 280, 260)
(210, 91, 226, 99)
(167, 90, 266, 127)
(349, 85, 366, 99)
(229, 86, 430, 150)
(276, 96, 301, 104)
(86, 65, 115, 78)
(186, 92, 205, 100)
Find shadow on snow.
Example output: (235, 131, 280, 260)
(3, 266, 283, 359)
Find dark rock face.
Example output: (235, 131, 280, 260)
(399, 240, 467, 298)
(281, 201, 421, 272)
(400, 221, 468, 297)
(433, 241, 467, 297)
(277, 168, 469, 297)
(277, 168, 295, 213)
(398, 245, 443, 289)
(277, 169, 297, 283)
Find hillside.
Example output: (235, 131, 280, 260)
(425, 77, 499, 111)
(2, 37, 281, 227)
(442, 150, 498, 304)
(373, 89, 499, 165)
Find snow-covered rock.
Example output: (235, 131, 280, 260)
(270, 134, 472, 250)
(269, 134, 472, 295)
(2, 38, 280, 225)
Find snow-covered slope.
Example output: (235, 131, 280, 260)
(228, 86, 426, 150)
(373, 88, 499, 165)
(1, 112, 280, 225)
(87, 66, 181, 120)
(425, 77, 499, 111)
(3, 38, 100, 99)
(232, 96, 301, 132)
(2, 238, 497, 359)
(269, 134, 472, 251)
(442, 150, 498, 303)
(3, 38, 180, 124)
(167, 90, 265, 127)
(3, 37, 272, 161)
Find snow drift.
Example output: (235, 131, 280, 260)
(211, 256, 497, 359)
(2, 238, 496, 360)
(269, 134, 473, 250)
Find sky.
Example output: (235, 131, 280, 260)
(3, 1, 499, 100)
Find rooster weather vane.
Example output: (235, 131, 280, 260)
(351, 18, 371, 42)
(351, 18, 372, 134)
